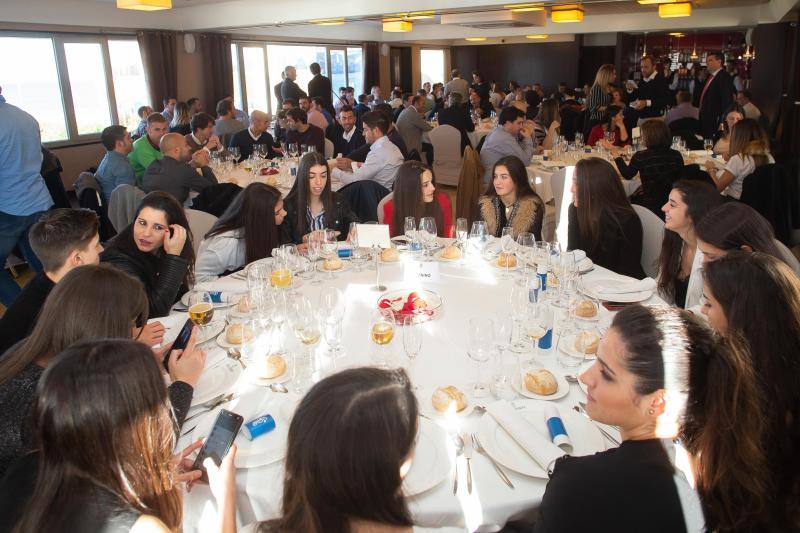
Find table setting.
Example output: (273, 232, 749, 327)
(167, 230, 664, 532)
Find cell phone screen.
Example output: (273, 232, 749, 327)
(162, 319, 194, 372)
(192, 409, 243, 481)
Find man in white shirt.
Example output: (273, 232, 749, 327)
(444, 69, 470, 101)
(331, 111, 403, 189)
(736, 90, 762, 121)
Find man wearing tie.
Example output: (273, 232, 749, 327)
(698, 51, 736, 138)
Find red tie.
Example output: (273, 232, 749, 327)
(699, 73, 715, 109)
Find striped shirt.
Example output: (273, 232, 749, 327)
(306, 205, 326, 231)
(586, 83, 611, 122)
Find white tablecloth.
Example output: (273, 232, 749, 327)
(211, 159, 345, 197)
(176, 250, 666, 533)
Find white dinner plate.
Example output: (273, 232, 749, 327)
(511, 372, 570, 401)
(417, 386, 474, 420)
(478, 401, 607, 478)
(581, 277, 653, 303)
(558, 333, 599, 361)
(403, 418, 451, 496)
(193, 392, 299, 469)
(190, 360, 243, 406)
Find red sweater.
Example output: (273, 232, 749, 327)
(587, 124, 627, 147)
(383, 192, 453, 237)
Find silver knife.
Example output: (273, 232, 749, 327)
(463, 432, 474, 494)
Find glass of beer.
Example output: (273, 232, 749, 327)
(188, 291, 215, 341)
(369, 308, 395, 367)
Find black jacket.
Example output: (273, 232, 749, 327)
(228, 129, 277, 161)
(328, 124, 366, 157)
(631, 73, 671, 119)
(437, 105, 475, 153)
(280, 191, 360, 244)
(307, 74, 333, 113)
(141, 156, 217, 205)
(280, 79, 307, 103)
(615, 147, 684, 219)
(101, 245, 190, 318)
(698, 70, 736, 138)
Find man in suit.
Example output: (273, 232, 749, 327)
(142, 133, 217, 205)
(698, 51, 736, 138)
(444, 69, 470, 101)
(630, 55, 671, 124)
(280, 66, 307, 104)
(273, 71, 285, 110)
(329, 105, 365, 156)
(307, 62, 333, 115)
(396, 95, 433, 157)
(437, 93, 474, 153)
(468, 91, 493, 120)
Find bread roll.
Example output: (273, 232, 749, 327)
(496, 252, 517, 268)
(431, 386, 467, 413)
(380, 247, 399, 262)
(323, 257, 343, 271)
(575, 300, 598, 318)
(226, 323, 254, 345)
(575, 331, 600, 354)
(261, 354, 286, 379)
(524, 368, 558, 395)
(441, 245, 461, 260)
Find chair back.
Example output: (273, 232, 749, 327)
(428, 125, 462, 187)
(774, 238, 800, 275)
(377, 191, 394, 223)
(740, 163, 793, 245)
(184, 208, 219, 255)
(632, 204, 666, 278)
(338, 180, 390, 222)
(324, 138, 334, 159)
(108, 184, 146, 233)
(455, 145, 484, 225)
(668, 117, 703, 150)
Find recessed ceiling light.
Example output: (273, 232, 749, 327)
(526, 34, 549, 39)
(465, 37, 488, 42)
(551, 5, 584, 23)
(383, 20, 413, 32)
(659, 2, 692, 17)
(116, 0, 171, 10)
(310, 18, 345, 26)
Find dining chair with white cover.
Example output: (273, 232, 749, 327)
(428, 125, 462, 187)
(184, 208, 218, 255)
(376, 192, 394, 224)
(324, 138, 334, 159)
(774, 239, 800, 275)
(632, 204, 665, 279)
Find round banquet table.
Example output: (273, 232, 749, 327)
(170, 244, 667, 533)
(208, 159, 346, 196)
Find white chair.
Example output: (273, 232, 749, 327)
(377, 192, 394, 224)
(774, 239, 800, 275)
(324, 138, 334, 159)
(428, 125, 461, 187)
(184, 208, 218, 255)
(632, 204, 665, 279)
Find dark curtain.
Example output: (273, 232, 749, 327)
(364, 41, 380, 92)
(201, 33, 234, 113)
(137, 31, 178, 110)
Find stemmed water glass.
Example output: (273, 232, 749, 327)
(455, 217, 468, 246)
(509, 281, 533, 353)
(228, 146, 241, 165)
(516, 232, 535, 277)
(467, 317, 495, 398)
(500, 226, 515, 279)
(404, 216, 421, 254)
(469, 221, 488, 257)
(306, 231, 323, 284)
(419, 216, 438, 261)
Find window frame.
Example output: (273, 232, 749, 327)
(419, 47, 447, 89)
(231, 40, 365, 116)
(0, 30, 141, 148)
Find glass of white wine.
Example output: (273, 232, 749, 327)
(369, 308, 395, 367)
(188, 291, 214, 341)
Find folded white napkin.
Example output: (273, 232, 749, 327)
(595, 277, 656, 296)
(486, 401, 566, 474)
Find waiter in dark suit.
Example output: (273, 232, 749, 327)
(307, 62, 334, 116)
(629, 55, 670, 124)
(437, 92, 475, 153)
(328, 105, 366, 156)
(698, 51, 735, 138)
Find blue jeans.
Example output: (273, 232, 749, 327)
(0, 210, 46, 307)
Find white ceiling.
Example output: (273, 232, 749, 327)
(1, 0, 797, 43)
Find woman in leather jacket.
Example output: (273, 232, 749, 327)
(101, 191, 195, 318)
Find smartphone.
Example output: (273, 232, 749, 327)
(192, 409, 243, 481)
(162, 318, 194, 372)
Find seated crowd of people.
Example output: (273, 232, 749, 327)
(0, 53, 797, 533)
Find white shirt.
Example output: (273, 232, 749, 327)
(195, 229, 245, 283)
(342, 126, 356, 143)
(332, 135, 403, 189)
(722, 153, 774, 199)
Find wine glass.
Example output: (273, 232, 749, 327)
(322, 228, 338, 279)
(494, 313, 513, 354)
(703, 138, 713, 155)
(419, 216, 437, 261)
(404, 216, 421, 254)
(469, 220, 487, 256)
(289, 296, 320, 353)
(467, 317, 495, 398)
(509, 281, 532, 353)
(228, 146, 241, 165)
(402, 315, 423, 381)
(574, 132, 584, 149)
(500, 226, 515, 279)
(516, 232, 535, 276)
(455, 217, 468, 246)
(288, 142, 299, 158)
(307, 231, 323, 284)
(369, 308, 395, 367)
(527, 304, 553, 363)
(188, 291, 214, 341)
(318, 286, 345, 322)
(322, 318, 343, 359)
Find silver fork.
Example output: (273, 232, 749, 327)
(184, 393, 234, 424)
(472, 433, 514, 489)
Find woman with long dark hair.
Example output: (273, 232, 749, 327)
(587, 105, 629, 147)
(704, 118, 774, 199)
(479, 155, 544, 240)
(282, 151, 359, 245)
(699, 252, 800, 531)
(657, 180, 721, 308)
(536, 304, 745, 532)
(101, 191, 195, 317)
(2, 339, 235, 533)
(0, 265, 205, 477)
(533, 98, 560, 150)
(196, 183, 286, 282)
(384, 161, 452, 238)
(568, 157, 644, 278)
(614, 119, 684, 219)
(248, 367, 423, 533)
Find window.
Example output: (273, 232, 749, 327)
(0, 37, 68, 142)
(0, 33, 147, 144)
(242, 47, 269, 116)
(266, 44, 327, 112)
(347, 47, 364, 95)
(420, 49, 445, 87)
(329, 49, 347, 95)
(108, 40, 148, 131)
(231, 43, 243, 112)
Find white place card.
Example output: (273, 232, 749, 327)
(356, 224, 391, 249)
(404, 261, 441, 284)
